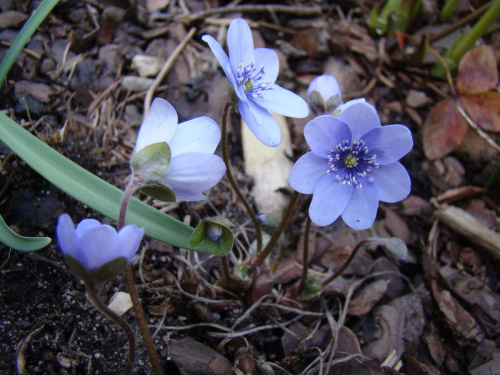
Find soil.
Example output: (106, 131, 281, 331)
(1, 1, 500, 375)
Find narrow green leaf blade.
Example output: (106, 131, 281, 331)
(0, 113, 231, 255)
(0, 215, 51, 252)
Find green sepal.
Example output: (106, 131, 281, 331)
(308, 90, 326, 116)
(64, 254, 128, 283)
(189, 217, 233, 256)
(131, 142, 171, 184)
(140, 183, 176, 202)
(91, 257, 128, 283)
(367, 236, 408, 262)
(0, 214, 51, 252)
(325, 94, 342, 114)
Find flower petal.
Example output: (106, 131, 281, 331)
(288, 152, 328, 194)
(160, 152, 226, 201)
(309, 176, 353, 226)
(362, 125, 413, 165)
(56, 214, 77, 256)
(304, 115, 352, 158)
(239, 99, 281, 146)
(253, 85, 309, 118)
(74, 218, 101, 238)
(228, 18, 255, 73)
(118, 225, 145, 263)
(169, 117, 221, 157)
(336, 99, 380, 141)
(371, 162, 411, 202)
(76, 225, 120, 271)
(202, 34, 239, 87)
(341, 183, 379, 230)
(135, 98, 178, 151)
(254, 48, 279, 83)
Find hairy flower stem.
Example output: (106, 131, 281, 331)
(119, 179, 164, 375)
(86, 281, 135, 375)
(251, 191, 301, 270)
(321, 238, 373, 287)
(297, 217, 312, 296)
(221, 255, 231, 288)
(221, 99, 263, 252)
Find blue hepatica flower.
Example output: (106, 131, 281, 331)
(307, 74, 343, 115)
(57, 213, 144, 281)
(202, 18, 309, 147)
(134, 98, 226, 201)
(288, 99, 413, 230)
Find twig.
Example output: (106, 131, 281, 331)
(144, 27, 196, 114)
(456, 104, 500, 153)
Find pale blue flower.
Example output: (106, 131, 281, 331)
(288, 99, 412, 230)
(202, 18, 309, 147)
(134, 98, 226, 201)
(56, 213, 144, 278)
(307, 74, 343, 115)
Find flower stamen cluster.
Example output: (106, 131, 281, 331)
(237, 62, 271, 98)
(326, 140, 379, 189)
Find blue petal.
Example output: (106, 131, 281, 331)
(239, 99, 281, 146)
(77, 225, 120, 271)
(341, 183, 379, 230)
(304, 115, 351, 158)
(135, 98, 178, 151)
(288, 152, 328, 194)
(336, 99, 380, 141)
(160, 152, 226, 201)
(228, 18, 255, 73)
(362, 125, 413, 165)
(74, 218, 101, 238)
(118, 225, 145, 263)
(56, 214, 77, 256)
(309, 176, 353, 226)
(371, 162, 411, 203)
(202, 35, 234, 83)
(254, 48, 279, 83)
(253, 85, 309, 118)
(170, 117, 221, 157)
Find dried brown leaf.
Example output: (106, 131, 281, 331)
(459, 92, 500, 132)
(167, 337, 233, 375)
(457, 46, 498, 95)
(422, 98, 467, 160)
(348, 279, 390, 316)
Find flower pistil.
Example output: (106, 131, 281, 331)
(237, 62, 271, 98)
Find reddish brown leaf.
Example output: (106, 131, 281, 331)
(459, 92, 500, 132)
(422, 98, 467, 160)
(457, 46, 498, 95)
(348, 279, 389, 316)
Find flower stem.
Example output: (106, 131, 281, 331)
(119, 179, 164, 375)
(221, 255, 230, 288)
(251, 191, 301, 269)
(86, 281, 135, 375)
(297, 217, 312, 296)
(221, 99, 263, 252)
(321, 238, 372, 287)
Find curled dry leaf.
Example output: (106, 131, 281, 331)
(439, 265, 500, 337)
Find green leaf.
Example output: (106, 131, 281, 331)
(0, 214, 51, 252)
(0, 0, 60, 85)
(189, 217, 233, 256)
(0, 112, 231, 256)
